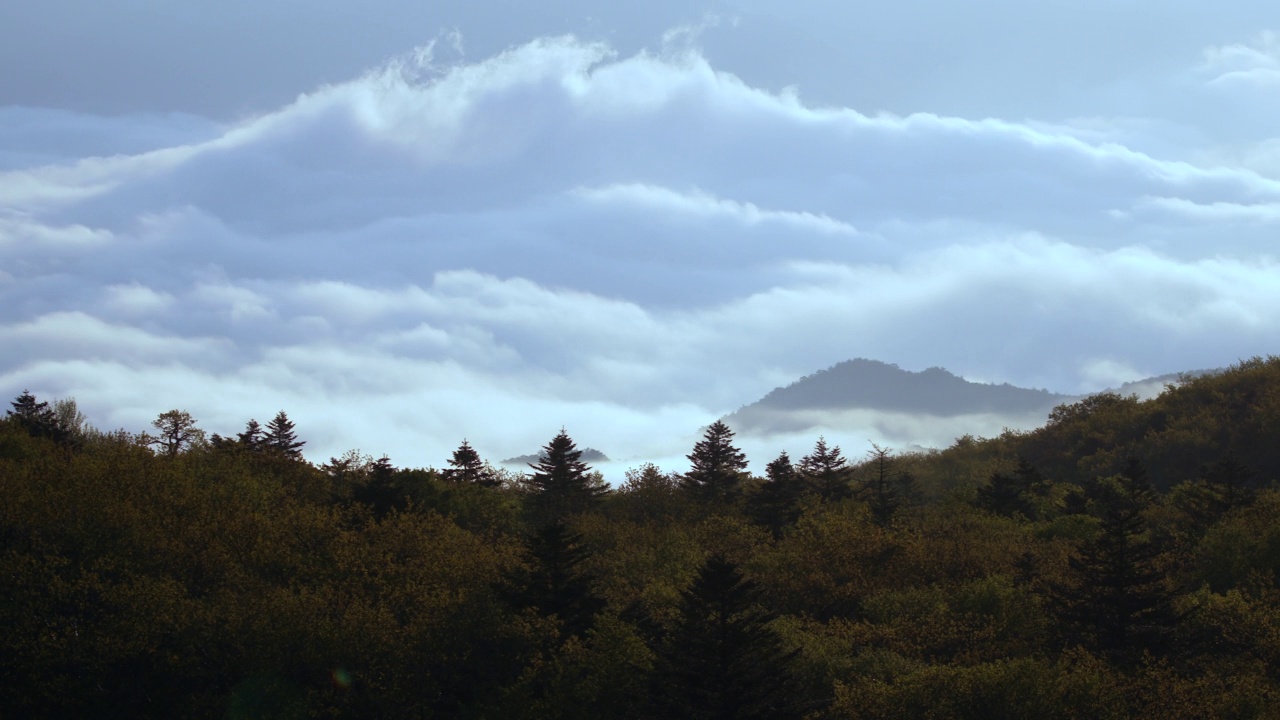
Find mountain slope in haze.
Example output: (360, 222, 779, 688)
(724, 358, 1220, 438)
(500, 448, 610, 467)
(728, 358, 1068, 423)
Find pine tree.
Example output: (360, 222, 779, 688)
(443, 440, 499, 487)
(798, 436, 854, 502)
(648, 554, 807, 720)
(149, 409, 205, 457)
(263, 411, 305, 459)
(527, 429, 606, 523)
(748, 451, 806, 537)
(680, 421, 748, 506)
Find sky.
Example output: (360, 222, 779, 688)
(3, 1, 1280, 476)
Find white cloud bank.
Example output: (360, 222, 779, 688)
(3, 30, 1280, 476)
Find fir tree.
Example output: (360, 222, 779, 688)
(263, 410, 305, 459)
(798, 436, 853, 502)
(1051, 467, 1176, 662)
(352, 455, 404, 518)
(648, 554, 807, 720)
(975, 457, 1044, 519)
(7, 390, 64, 442)
(527, 429, 606, 523)
(680, 421, 748, 506)
(444, 439, 499, 487)
(237, 419, 265, 452)
(858, 443, 913, 527)
(502, 521, 605, 641)
(748, 451, 806, 537)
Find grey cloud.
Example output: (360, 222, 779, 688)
(5, 31, 1280, 472)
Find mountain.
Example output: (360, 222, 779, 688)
(722, 358, 1216, 438)
(500, 448, 611, 467)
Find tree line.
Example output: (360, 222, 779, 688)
(4, 357, 1280, 718)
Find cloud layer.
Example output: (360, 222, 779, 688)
(4, 26, 1280, 475)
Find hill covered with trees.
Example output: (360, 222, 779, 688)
(4, 357, 1280, 718)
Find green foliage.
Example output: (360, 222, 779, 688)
(6, 364, 1280, 717)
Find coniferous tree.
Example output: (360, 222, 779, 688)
(1051, 465, 1176, 662)
(263, 410, 305, 459)
(975, 456, 1044, 519)
(859, 443, 913, 527)
(503, 521, 605, 641)
(648, 554, 807, 720)
(527, 429, 606, 523)
(237, 419, 265, 451)
(748, 451, 806, 537)
(149, 409, 204, 457)
(444, 439, 499, 487)
(7, 390, 64, 442)
(798, 436, 854, 502)
(680, 421, 748, 506)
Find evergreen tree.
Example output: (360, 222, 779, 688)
(503, 521, 605, 641)
(975, 456, 1044, 519)
(7, 390, 64, 442)
(648, 554, 807, 720)
(748, 451, 806, 537)
(680, 421, 748, 506)
(443, 439, 499, 487)
(352, 455, 404, 518)
(149, 409, 205, 457)
(798, 436, 854, 502)
(527, 430, 606, 523)
(237, 419, 265, 452)
(263, 410, 305, 459)
(1051, 467, 1176, 662)
(858, 443, 912, 527)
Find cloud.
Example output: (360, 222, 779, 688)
(4, 32, 1280, 477)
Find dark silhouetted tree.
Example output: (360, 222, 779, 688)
(1051, 466, 1176, 662)
(798, 436, 853, 502)
(503, 521, 605, 641)
(681, 421, 748, 506)
(149, 409, 204, 457)
(263, 410, 305, 459)
(858, 443, 915, 526)
(7, 390, 64, 442)
(527, 429, 606, 523)
(748, 451, 806, 537)
(975, 456, 1044, 519)
(444, 439, 499, 487)
(648, 554, 807, 720)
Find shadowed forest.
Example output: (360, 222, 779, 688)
(5, 358, 1280, 719)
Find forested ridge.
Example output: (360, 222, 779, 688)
(5, 358, 1280, 718)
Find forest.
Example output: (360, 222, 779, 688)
(4, 357, 1280, 719)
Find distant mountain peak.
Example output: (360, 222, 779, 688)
(500, 447, 610, 467)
